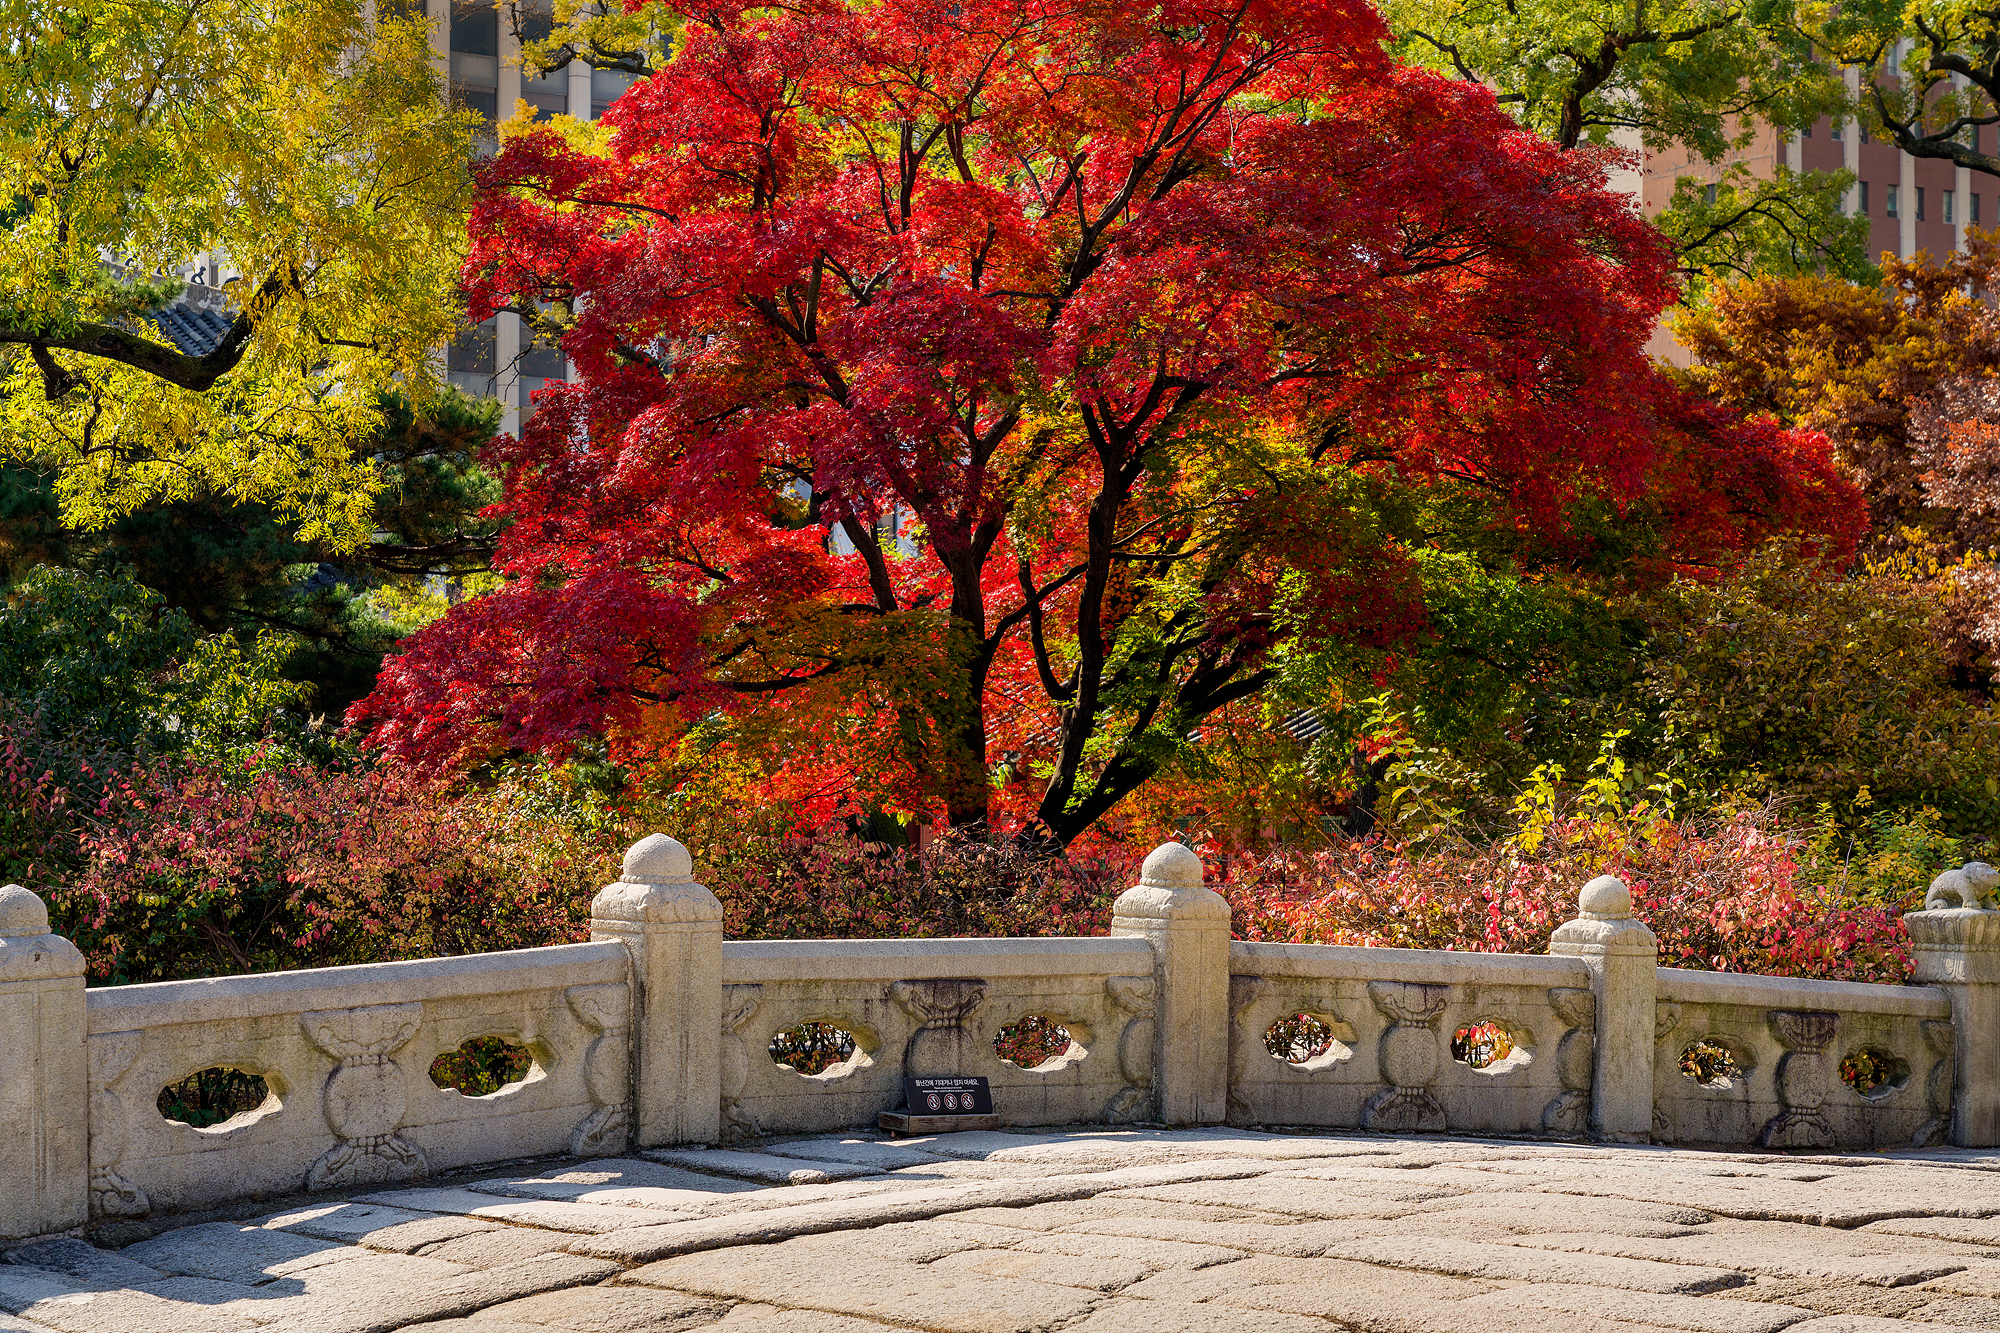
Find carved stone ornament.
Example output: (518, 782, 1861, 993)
(1223, 975, 1271, 1126)
(1915, 1018, 1956, 1148)
(890, 978, 988, 1079)
(1925, 861, 2000, 912)
(566, 982, 633, 1156)
(87, 1030, 148, 1218)
(1758, 1009, 1839, 1149)
(300, 1003, 428, 1191)
(1360, 980, 1449, 1133)
(1654, 1002, 1683, 1041)
(1105, 974, 1157, 1124)
(718, 984, 764, 1142)
(1542, 986, 1596, 1135)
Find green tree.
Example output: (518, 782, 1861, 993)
(0, 568, 309, 765)
(0, 390, 503, 715)
(0, 0, 475, 549)
(1381, 0, 1868, 284)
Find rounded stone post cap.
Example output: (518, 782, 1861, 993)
(1112, 841, 1230, 925)
(0, 884, 50, 938)
(1139, 841, 1205, 889)
(1578, 874, 1632, 921)
(621, 833, 694, 884)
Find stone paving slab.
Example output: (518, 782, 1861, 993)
(15, 1128, 2000, 1333)
(641, 1150, 884, 1184)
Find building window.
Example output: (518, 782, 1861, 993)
(1946, 190, 1957, 225)
(591, 68, 636, 119)
(1917, 187, 1926, 220)
(512, 0, 568, 118)
(448, 318, 498, 398)
(1702, 184, 1718, 207)
(1859, 181, 1870, 214)
(1887, 184, 1899, 218)
(518, 340, 567, 421)
(451, 0, 500, 148)
(1831, 119, 1843, 141)
(1976, 193, 1984, 224)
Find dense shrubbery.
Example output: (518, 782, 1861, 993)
(1220, 808, 1919, 982)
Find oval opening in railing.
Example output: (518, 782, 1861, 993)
(1265, 1012, 1354, 1071)
(1840, 1047, 1912, 1100)
(1679, 1038, 1746, 1090)
(430, 1035, 536, 1097)
(770, 1021, 865, 1078)
(993, 1014, 1084, 1071)
(157, 1066, 275, 1130)
(1452, 1020, 1532, 1074)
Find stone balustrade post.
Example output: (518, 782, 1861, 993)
(1906, 863, 2000, 1146)
(0, 885, 88, 1239)
(1111, 842, 1231, 1125)
(590, 835, 723, 1147)
(1550, 874, 1658, 1141)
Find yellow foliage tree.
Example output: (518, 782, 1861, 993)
(0, 0, 476, 550)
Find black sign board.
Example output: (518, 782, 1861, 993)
(905, 1075, 993, 1116)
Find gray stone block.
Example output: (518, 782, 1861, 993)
(1, 1240, 164, 1289)
(620, 1240, 1100, 1333)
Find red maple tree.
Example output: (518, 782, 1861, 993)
(352, 0, 1861, 842)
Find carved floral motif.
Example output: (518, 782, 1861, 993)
(1916, 1019, 1956, 1148)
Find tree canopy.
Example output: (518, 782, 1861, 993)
(350, 0, 1863, 843)
(0, 0, 475, 549)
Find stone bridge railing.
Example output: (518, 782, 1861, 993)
(2, 834, 1996, 1241)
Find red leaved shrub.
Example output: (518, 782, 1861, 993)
(56, 760, 602, 984)
(1218, 812, 1913, 983)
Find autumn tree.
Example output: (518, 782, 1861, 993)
(354, 0, 1861, 843)
(0, 0, 475, 549)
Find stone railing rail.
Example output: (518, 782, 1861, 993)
(2, 837, 1996, 1242)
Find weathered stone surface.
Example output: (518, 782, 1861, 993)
(355, 1187, 689, 1232)
(1452, 1283, 1818, 1332)
(1057, 1298, 1335, 1333)
(759, 1138, 949, 1170)
(1784, 1312, 1984, 1320)
(14, 1286, 258, 1333)
(932, 1249, 1151, 1292)
(1118, 1255, 1495, 1307)
(418, 1230, 577, 1268)
(568, 1161, 1285, 1263)
(464, 1285, 729, 1330)
(23, 1128, 2000, 1333)
(0, 1240, 162, 1289)
(641, 1149, 879, 1184)
(998, 1231, 1248, 1269)
(1315, 1237, 1746, 1294)
(122, 1223, 374, 1284)
(1058, 1215, 1377, 1257)
(250, 1252, 623, 1333)
(259, 1202, 501, 1249)
(1860, 1216, 2000, 1246)
(0, 1268, 104, 1315)
(621, 1241, 1100, 1332)
(1916, 1262, 2000, 1297)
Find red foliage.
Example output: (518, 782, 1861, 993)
(56, 761, 598, 984)
(1220, 815, 1912, 983)
(354, 0, 1863, 841)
